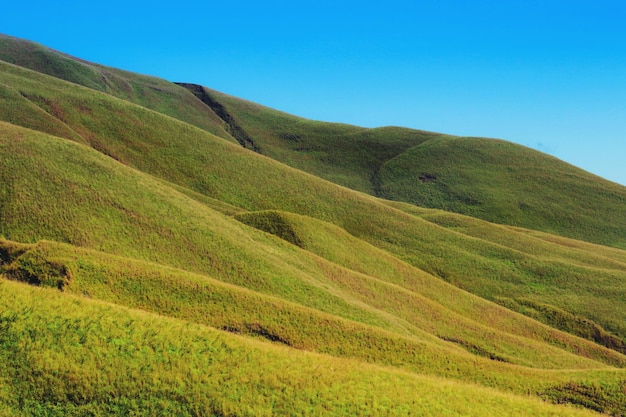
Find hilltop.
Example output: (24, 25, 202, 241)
(0, 34, 625, 415)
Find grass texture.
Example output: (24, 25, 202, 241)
(0, 35, 625, 415)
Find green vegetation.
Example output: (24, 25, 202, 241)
(376, 137, 626, 249)
(0, 35, 625, 415)
(0, 34, 235, 142)
(186, 87, 626, 250)
(2, 279, 611, 417)
(4, 33, 625, 248)
(190, 86, 445, 194)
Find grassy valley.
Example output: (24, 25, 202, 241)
(0, 35, 625, 415)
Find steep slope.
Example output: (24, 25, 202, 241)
(2, 280, 612, 417)
(1, 36, 626, 414)
(3, 35, 625, 250)
(1, 62, 625, 354)
(236, 209, 626, 354)
(3, 121, 623, 370)
(181, 84, 445, 194)
(0, 34, 236, 143)
(377, 137, 626, 249)
(3, 123, 626, 415)
(182, 87, 626, 250)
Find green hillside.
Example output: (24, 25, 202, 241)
(182, 84, 446, 195)
(2, 34, 624, 249)
(2, 62, 625, 349)
(377, 137, 626, 249)
(0, 34, 235, 143)
(180, 86, 626, 250)
(2, 279, 613, 417)
(0, 35, 626, 415)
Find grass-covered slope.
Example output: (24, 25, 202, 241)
(2, 123, 626, 415)
(182, 85, 446, 194)
(1, 118, 626, 413)
(1, 61, 625, 355)
(3, 122, 623, 370)
(377, 137, 626, 249)
(1, 35, 626, 415)
(4, 238, 624, 386)
(236, 209, 626, 355)
(185, 87, 626, 250)
(3, 34, 625, 249)
(2, 279, 612, 417)
(0, 34, 235, 143)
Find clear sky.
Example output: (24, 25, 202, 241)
(2, 0, 626, 185)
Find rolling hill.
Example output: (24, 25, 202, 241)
(2, 33, 625, 249)
(182, 85, 626, 250)
(0, 34, 625, 415)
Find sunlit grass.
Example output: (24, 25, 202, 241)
(0, 36, 625, 415)
(0, 279, 611, 417)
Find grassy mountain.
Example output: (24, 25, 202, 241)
(0, 34, 235, 143)
(180, 85, 626, 250)
(2, 60, 625, 349)
(1, 35, 625, 415)
(376, 137, 626, 249)
(180, 84, 447, 195)
(3, 34, 624, 248)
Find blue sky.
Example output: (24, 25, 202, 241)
(2, 0, 626, 185)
